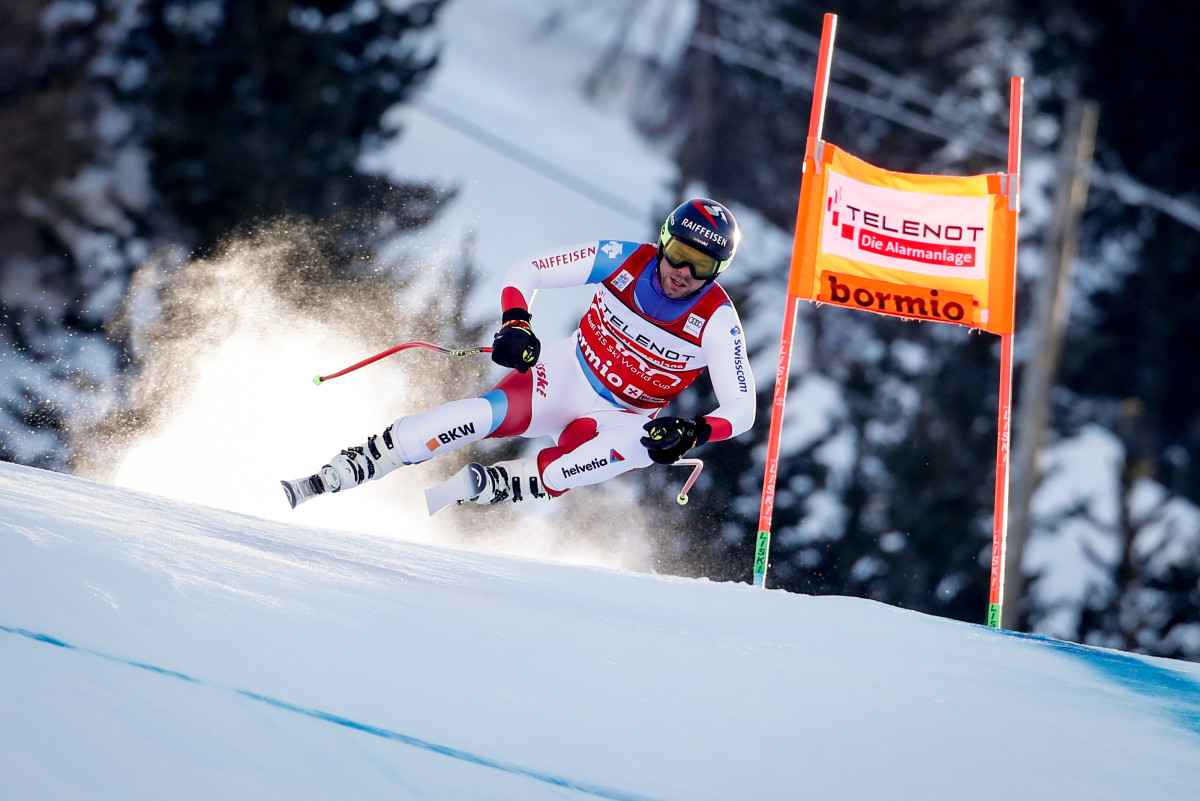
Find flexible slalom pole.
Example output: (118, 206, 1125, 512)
(313, 342, 493, 385)
(987, 76, 1023, 629)
(753, 13, 838, 589)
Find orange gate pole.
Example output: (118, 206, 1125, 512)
(987, 76, 1024, 627)
(753, 13, 838, 588)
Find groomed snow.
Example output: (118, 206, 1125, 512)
(3, 460, 1200, 800)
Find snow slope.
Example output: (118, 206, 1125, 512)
(4, 460, 1200, 801)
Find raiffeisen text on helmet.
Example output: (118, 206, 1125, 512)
(678, 216, 729, 248)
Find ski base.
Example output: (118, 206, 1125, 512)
(424, 462, 488, 516)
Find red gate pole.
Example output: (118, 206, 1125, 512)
(987, 76, 1024, 627)
(753, 13, 838, 588)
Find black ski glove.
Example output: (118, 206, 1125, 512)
(491, 308, 541, 373)
(640, 416, 712, 465)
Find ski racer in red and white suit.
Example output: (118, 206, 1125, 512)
(471, 235, 756, 495)
(283, 198, 755, 512)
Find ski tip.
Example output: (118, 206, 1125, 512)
(281, 480, 298, 510)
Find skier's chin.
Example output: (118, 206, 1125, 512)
(659, 272, 695, 299)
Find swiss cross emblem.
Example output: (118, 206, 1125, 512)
(602, 241, 624, 259)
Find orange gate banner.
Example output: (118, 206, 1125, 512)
(788, 143, 1018, 335)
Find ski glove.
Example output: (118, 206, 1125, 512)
(640, 416, 712, 465)
(491, 308, 541, 373)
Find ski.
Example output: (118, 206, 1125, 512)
(424, 462, 489, 516)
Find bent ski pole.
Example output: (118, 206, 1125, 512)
(673, 458, 704, 505)
(314, 341, 493, 385)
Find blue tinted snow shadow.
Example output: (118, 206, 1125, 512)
(999, 629, 1200, 738)
(1, 624, 660, 801)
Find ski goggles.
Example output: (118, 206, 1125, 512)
(659, 236, 729, 281)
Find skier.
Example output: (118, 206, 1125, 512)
(282, 198, 756, 514)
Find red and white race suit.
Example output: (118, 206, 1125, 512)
(386, 240, 756, 495)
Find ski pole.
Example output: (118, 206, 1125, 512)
(673, 458, 704, 505)
(313, 341, 493, 385)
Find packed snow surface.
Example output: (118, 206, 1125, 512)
(3, 461, 1200, 801)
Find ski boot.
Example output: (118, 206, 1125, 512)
(424, 458, 548, 515)
(281, 425, 407, 509)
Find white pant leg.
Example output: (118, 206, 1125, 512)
(389, 397, 494, 464)
(538, 406, 655, 494)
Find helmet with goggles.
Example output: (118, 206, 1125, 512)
(658, 198, 740, 281)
